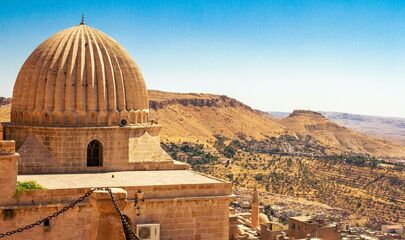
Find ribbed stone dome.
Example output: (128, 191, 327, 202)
(11, 24, 149, 126)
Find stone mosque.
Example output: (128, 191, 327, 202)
(0, 21, 232, 240)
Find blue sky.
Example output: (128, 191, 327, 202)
(0, 0, 404, 117)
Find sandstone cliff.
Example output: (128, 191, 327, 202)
(149, 91, 252, 110)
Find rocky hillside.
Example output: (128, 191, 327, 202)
(148, 91, 405, 158)
(270, 111, 405, 146)
(280, 110, 405, 157)
(322, 112, 405, 145)
(149, 90, 286, 144)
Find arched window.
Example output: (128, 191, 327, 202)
(87, 140, 102, 167)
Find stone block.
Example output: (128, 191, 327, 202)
(0, 153, 18, 205)
(91, 188, 128, 240)
(0, 141, 15, 155)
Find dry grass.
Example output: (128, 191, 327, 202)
(0, 104, 10, 122)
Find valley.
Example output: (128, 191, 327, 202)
(149, 90, 405, 231)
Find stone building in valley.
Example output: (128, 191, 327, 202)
(287, 216, 340, 240)
(0, 21, 232, 240)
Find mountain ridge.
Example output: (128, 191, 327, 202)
(269, 111, 405, 146)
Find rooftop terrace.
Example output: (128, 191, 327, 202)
(17, 170, 222, 190)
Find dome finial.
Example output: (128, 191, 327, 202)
(80, 14, 85, 25)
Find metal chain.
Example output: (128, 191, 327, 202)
(107, 188, 140, 240)
(0, 187, 141, 240)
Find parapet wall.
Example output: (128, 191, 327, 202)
(0, 182, 232, 240)
(0, 202, 96, 239)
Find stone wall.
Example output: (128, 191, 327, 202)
(0, 124, 18, 206)
(287, 218, 340, 240)
(136, 198, 229, 240)
(0, 182, 232, 240)
(0, 197, 229, 240)
(0, 204, 96, 240)
(4, 124, 187, 173)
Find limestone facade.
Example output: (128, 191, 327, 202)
(4, 123, 186, 173)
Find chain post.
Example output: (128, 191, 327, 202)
(107, 188, 140, 240)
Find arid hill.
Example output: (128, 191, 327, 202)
(0, 104, 9, 122)
(149, 90, 286, 144)
(322, 112, 405, 145)
(280, 110, 405, 157)
(1, 90, 405, 158)
(148, 91, 405, 158)
(270, 111, 405, 146)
